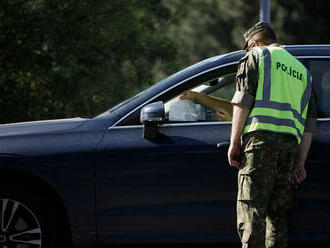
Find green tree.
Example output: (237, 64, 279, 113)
(272, 0, 330, 45)
(166, 0, 259, 65)
(168, 0, 330, 65)
(0, 0, 180, 123)
(1, 0, 330, 123)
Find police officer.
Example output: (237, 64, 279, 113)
(228, 22, 317, 248)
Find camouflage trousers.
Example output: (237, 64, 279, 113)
(237, 132, 297, 248)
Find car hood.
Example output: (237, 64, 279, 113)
(0, 117, 89, 137)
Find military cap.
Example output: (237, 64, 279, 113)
(243, 22, 275, 50)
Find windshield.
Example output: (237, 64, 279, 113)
(96, 78, 170, 118)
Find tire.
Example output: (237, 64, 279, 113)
(0, 188, 60, 248)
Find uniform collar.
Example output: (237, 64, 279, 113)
(268, 43, 281, 47)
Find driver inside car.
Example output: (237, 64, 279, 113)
(180, 91, 233, 121)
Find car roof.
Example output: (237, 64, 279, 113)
(283, 44, 330, 57)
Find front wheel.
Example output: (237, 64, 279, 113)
(0, 193, 59, 248)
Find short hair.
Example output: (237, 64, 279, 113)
(257, 28, 278, 44)
(243, 22, 277, 49)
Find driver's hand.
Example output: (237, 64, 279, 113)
(180, 91, 198, 101)
(216, 108, 232, 121)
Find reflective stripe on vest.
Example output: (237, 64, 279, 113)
(243, 46, 312, 144)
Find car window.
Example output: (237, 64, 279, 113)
(116, 63, 238, 126)
(305, 59, 330, 118)
(164, 73, 235, 122)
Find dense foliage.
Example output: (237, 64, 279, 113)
(0, 0, 179, 122)
(0, 0, 329, 123)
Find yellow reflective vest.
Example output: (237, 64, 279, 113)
(243, 46, 312, 144)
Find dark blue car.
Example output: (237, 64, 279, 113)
(1, 45, 330, 248)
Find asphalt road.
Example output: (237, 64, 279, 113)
(100, 242, 330, 248)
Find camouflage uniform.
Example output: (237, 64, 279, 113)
(231, 36, 317, 247)
(237, 132, 297, 248)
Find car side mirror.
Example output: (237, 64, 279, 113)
(140, 101, 165, 139)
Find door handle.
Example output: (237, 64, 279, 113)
(216, 142, 230, 153)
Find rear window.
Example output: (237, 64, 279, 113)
(305, 59, 330, 118)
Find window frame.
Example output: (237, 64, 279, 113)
(301, 56, 330, 119)
(111, 62, 238, 128)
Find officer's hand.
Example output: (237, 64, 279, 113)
(227, 143, 241, 168)
(292, 164, 307, 185)
(216, 108, 232, 121)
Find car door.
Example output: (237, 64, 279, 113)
(96, 68, 239, 242)
(289, 57, 330, 239)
